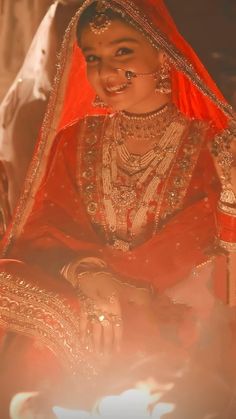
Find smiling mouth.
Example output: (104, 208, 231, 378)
(105, 83, 128, 94)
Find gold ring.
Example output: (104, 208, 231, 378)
(110, 314, 122, 327)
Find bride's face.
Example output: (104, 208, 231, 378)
(80, 19, 166, 113)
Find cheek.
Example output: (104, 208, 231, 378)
(86, 67, 99, 89)
(133, 77, 156, 96)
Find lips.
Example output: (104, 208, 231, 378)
(105, 82, 128, 95)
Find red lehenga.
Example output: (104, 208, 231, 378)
(0, 0, 236, 417)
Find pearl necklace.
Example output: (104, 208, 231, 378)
(101, 106, 186, 251)
(116, 103, 178, 176)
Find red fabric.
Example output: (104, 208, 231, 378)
(7, 124, 218, 293)
(216, 210, 236, 242)
(1, 0, 229, 290)
(0, 1, 233, 411)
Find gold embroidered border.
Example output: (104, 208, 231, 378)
(158, 120, 207, 223)
(212, 122, 236, 205)
(0, 271, 97, 378)
(76, 115, 108, 240)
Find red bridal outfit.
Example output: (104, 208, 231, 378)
(0, 0, 236, 417)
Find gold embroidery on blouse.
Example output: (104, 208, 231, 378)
(212, 120, 236, 206)
(77, 110, 204, 251)
(77, 114, 208, 251)
(158, 120, 208, 224)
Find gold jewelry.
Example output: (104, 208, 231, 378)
(120, 103, 170, 122)
(218, 201, 236, 216)
(97, 313, 110, 327)
(155, 61, 172, 94)
(101, 107, 186, 248)
(78, 288, 121, 327)
(114, 104, 182, 179)
(220, 188, 236, 206)
(212, 124, 236, 205)
(118, 103, 172, 145)
(109, 313, 122, 327)
(218, 239, 236, 253)
(92, 94, 108, 108)
(60, 257, 108, 286)
(90, 1, 112, 35)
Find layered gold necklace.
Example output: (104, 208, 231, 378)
(101, 104, 187, 251)
(116, 103, 178, 176)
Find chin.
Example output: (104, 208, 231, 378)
(109, 104, 128, 112)
(103, 94, 134, 112)
(107, 100, 134, 112)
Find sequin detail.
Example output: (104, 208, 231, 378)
(0, 271, 98, 378)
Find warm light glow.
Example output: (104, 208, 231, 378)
(53, 380, 175, 419)
(10, 380, 175, 418)
(10, 392, 39, 419)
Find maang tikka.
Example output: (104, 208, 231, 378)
(155, 60, 172, 95)
(90, 1, 112, 35)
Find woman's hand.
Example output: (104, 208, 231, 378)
(77, 272, 123, 356)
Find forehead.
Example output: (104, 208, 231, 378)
(80, 19, 149, 50)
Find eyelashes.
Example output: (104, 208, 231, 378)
(116, 47, 133, 56)
(85, 55, 98, 63)
(85, 47, 134, 64)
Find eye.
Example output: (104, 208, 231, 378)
(116, 47, 133, 57)
(85, 54, 99, 63)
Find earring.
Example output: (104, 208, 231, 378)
(92, 95, 108, 108)
(155, 61, 172, 94)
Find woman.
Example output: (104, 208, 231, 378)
(0, 0, 236, 417)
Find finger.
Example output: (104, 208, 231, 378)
(113, 319, 123, 353)
(102, 320, 114, 356)
(79, 310, 89, 344)
(92, 320, 103, 354)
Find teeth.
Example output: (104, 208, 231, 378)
(106, 83, 127, 93)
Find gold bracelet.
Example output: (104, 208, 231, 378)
(60, 257, 108, 284)
(218, 239, 236, 253)
(62, 267, 115, 290)
(218, 201, 236, 216)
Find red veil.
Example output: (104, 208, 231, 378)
(1, 0, 235, 292)
(0, 3, 236, 409)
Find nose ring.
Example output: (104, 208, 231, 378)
(125, 70, 136, 83)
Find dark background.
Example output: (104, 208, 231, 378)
(166, 0, 236, 107)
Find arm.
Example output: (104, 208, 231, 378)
(210, 121, 236, 306)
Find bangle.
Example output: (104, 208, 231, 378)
(60, 257, 108, 284)
(62, 267, 115, 291)
(218, 201, 236, 216)
(216, 201, 236, 252)
(218, 240, 236, 253)
(216, 204, 236, 241)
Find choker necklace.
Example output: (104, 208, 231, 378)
(116, 102, 177, 144)
(120, 102, 171, 122)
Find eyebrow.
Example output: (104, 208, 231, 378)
(82, 37, 140, 53)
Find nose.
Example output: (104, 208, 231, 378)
(98, 60, 119, 84)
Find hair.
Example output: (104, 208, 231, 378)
(76, 1, 126, 46)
